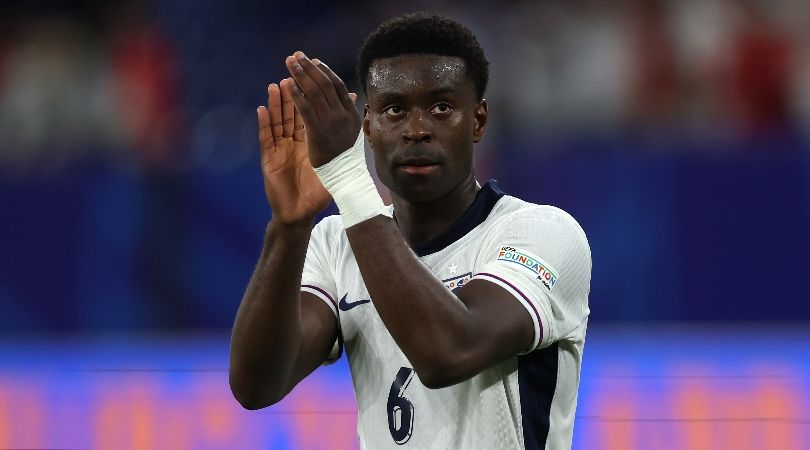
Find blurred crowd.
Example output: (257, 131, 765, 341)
(0, 1, 182, 175)
(1, 0, 809, 176)
(490, 0, 810, 143)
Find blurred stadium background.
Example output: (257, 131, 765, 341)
(1, 0, 809, 448)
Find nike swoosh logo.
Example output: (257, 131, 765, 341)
(338, 294, 371, 311)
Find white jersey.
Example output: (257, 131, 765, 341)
(300, 181, 591, 450)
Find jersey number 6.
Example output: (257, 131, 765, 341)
(387, 366, 415, 445)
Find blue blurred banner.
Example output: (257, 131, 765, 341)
(2, 142, 809, 331)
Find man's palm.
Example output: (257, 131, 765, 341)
(258, 81, 331, 224)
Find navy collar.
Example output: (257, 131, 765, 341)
(409, 180, 505, 257)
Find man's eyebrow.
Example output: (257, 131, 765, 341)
(374, 86, 459, 100)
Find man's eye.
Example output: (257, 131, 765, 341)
(431, 103, 452, 114)
(384, 106, 403, 116)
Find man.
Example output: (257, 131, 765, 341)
(229, 13, 591, 450)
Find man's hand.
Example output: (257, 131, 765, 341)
(284, 51, 361, 168)
(257, 80, 331, 225)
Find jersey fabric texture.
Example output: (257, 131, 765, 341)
(300, 180, 591, 450)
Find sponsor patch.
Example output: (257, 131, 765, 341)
(496, 246, 559, 292)
(442, 272, 472, 292)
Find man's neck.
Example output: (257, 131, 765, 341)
(392, 175, 480, 250)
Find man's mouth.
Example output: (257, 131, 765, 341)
(399, 164, 439, 175)
(397, 158, 439, 176)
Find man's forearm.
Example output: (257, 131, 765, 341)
(345, 216, 476, 386)
(229, 220, 312, 408)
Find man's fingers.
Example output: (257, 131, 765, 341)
(349, 93, 358, 104)
(267, 84, 284, 142)
(280, 79, 295, 138)
(257, 106, 275, 157)
(293, 106, 305, 143)
(282, 77, 317, 128)
(286, 54, 329, 116)
(313, 59, 355, 111)
(295, 53, 342, 109)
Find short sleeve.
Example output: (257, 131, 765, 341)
(300, 216, 342, 362)
(472, 206, 591, 352)
(301, 217, 339, 316)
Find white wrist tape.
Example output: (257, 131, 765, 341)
(313, 130, 391, 228)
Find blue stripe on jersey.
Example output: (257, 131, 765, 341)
(412, 180, 505, 257)
(519, 343, 559, 450)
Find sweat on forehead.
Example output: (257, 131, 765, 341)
(366, 55, 470, 94)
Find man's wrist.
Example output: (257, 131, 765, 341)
(266, 218, 314, 238)
(313, 130, 391, 228)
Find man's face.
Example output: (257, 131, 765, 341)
(363, 54, 487, 203)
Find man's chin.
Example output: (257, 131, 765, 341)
(390, 177, 450, 204)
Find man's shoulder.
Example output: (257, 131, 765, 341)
(309, 214, 346, 247)
(491, 196, 585, 236)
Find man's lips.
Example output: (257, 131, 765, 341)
(397, 158, 439, 175)
(399, 164, 439, 175)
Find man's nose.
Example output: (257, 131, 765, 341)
(402, 110, 432, 144)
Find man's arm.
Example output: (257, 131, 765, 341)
(229, 81, 338, 409)
(345, 217, 534, 389)
(229, 221, 338, 409)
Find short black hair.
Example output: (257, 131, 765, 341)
(357, 13, 490, 101)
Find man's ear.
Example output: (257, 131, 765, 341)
(472, 99, 488, 143)
(363, 104, 372, 148)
